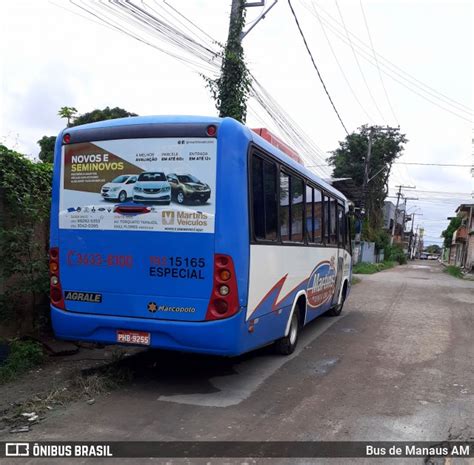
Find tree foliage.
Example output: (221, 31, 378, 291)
(71, 106, 137, 127)
(37, 135, 56, 163)
(205, 0, 251, 123)
(425, 244, 441, 254)
(58, 106, 78, 127)
(0, 145, 53, 329)
(328, 125, 407, 239)
(441, 217, 461, 248)
(37, 106, 137, 163)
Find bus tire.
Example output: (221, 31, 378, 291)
(118, 190, 127, 203)
(274, 310, 299, 355)
(327, 282, 347, 317)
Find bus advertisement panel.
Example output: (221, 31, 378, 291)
(59, 137, 216, 233)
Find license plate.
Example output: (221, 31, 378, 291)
(116, 330, 150, 345)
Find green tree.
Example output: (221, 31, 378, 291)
(0, 145, 53, 332)
(38, 106, 137, 162)
(58, 106, 78, 127)
(205, 0, 251, 122)
(37, 135, 56, 163)
(71, 106, 137, 127)
(328, 125, 407, 239)
(425, 244, 441, 254)
(441, 217, 461, 248)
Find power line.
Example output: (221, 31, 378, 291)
(63, 0, 334, 178)
(396, 162, 472, 167)
(299, 0, 472, 121)
(334, 0, 385, 122)
(304, 0, 473, 115)
(287, 0, 349, 135)
(311, 0, 375, 123)
(308, 161, 473, 168)
(359, 0, 398, 124)
(391, 189, 472, 196)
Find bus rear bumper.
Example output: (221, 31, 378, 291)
(51, 305, 245, 356)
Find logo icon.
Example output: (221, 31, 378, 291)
(162, 211, 175, 225)
(147, 302, 158, 313)
(6, 443, 29, 457)
(306, 260, 337, 309)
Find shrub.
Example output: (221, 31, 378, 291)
(444, 265, 463, 279)
(0, 145, 53, 332)
(385, 243, 407, 265)
(353, 261, 396, 274)
(0, 340, 44, 384)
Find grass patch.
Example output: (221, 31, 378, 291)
(351, 276, 361, 285)
(0, 340, 43, 384)
(353, 261, 396, 275)
(444, 265, 463, 279)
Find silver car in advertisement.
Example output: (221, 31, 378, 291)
(133, 172, 171, 205)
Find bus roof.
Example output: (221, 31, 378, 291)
(63, 115, 347, 203)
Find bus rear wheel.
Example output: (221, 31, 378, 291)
(274, 310, 299, 355)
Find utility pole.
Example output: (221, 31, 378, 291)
(390, 185, 416, 245)
(216, 1, 278, 122)
(401, 197, 417, 243)
(217, 0, 248, 121)
(408, 212, 422, 259)
(362, 125, 399, 221)
(362, 127, 374, 218)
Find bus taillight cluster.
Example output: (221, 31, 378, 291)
(49, 247, 65, 309)
(206, 254, 239, 320)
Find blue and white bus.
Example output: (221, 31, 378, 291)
(50, 116, 352, 356)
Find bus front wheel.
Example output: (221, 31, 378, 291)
(275, 310, 299, 355)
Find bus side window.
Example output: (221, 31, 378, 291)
(329, 198, 337, 244)
(324, 195, 330, 244)
(305, 185, 314, 243)
(290, 175, 304, 242)
(263, 159, 277, 240)
(346, 215, 352, 253)
(314, 189, 322, 243)
(279, 171, 290, 241)
(337, 204, 345, 247)
(251, 154, 277, 241)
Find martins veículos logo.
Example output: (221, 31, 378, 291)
(306, 258, 337, 308)
(162, 211, 175, 225)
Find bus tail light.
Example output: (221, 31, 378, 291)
(206, 125, 217, 137)
(49, 247, 65, 309)
(206, 254, 239, 320)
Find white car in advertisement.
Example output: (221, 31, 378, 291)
(133, 172, 171, 205)
(101, 175, 138, 203)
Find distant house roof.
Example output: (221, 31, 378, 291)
(455, 203, 474, 214)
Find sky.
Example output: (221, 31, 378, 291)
(1, 0, 472, 245)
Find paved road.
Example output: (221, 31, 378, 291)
(5, 261, 474, 464)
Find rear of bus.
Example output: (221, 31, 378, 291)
(50, 116, 251, 356)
